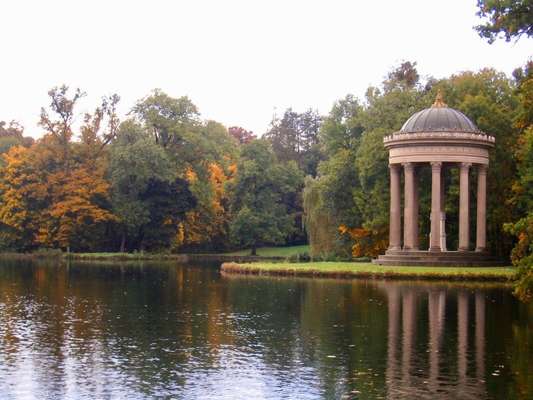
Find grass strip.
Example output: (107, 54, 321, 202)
(221, 262, 516, 281)
(224, 245, 310, 257)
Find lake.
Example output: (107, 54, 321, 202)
(0, 259, 531, 399)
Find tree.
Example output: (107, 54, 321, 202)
(384, 61, 420, 92)
(505, 63, 533, 301)
(309, 67, 426, 258)
(264, 108, 322, 176)
(177, 161, 236, 251)
(0, 87, 119, 251)
(228, 126, 256, 144)
(303, 176, 343, 258)
(229, 140, 302, 255)
(132, 89, 200, 149)
(108, 120, 196, 251)
(309, 63, 521, 259)
(438, 69, 521, 256)
(131, 91, 238, 251)
(475, 0, 533, 43)
(0, 121, 33, 158)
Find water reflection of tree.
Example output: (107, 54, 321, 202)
(1, 263, 533, 399)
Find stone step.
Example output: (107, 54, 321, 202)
(372, 259, 506, 267)
(385, 250, 491, 257)
(373, 249, 507, 267)
(377, 255, 501, 262)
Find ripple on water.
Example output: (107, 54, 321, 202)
(0, 262, 532, 399)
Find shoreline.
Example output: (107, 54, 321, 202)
(0, 252, 284, 264)
(221, 262, 516, 282)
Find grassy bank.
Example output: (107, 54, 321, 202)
(221, 262, 517, 281)
(0, 245, 309, 262)
(224, 245, 309, 257)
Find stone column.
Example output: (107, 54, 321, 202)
(459, 163, 471, 251)
(429, 162, 442, 252)
(413, 169, 419, 250)
(389, 164, 402, 251)
(403, 163, 415, 250)
(476, 165, 488, 252)
(440, 168, 447, 251)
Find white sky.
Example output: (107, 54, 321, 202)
(1, 0, 531, 138)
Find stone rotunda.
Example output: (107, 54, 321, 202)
(374, 92, 501, 266)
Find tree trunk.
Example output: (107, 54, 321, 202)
(120, 232, 126, 253)
(251, 244, 257, 256)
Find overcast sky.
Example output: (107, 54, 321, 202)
(1, 0, 531, 138)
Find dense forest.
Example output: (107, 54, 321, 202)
(0, 61, 530, 265)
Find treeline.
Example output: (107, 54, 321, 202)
(304, 62, 532, 289)
(0, 61, 531, 271)
(0, 88, 308, 254)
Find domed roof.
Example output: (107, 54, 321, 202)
(400, 92, 481, 134)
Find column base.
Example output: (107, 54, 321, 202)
(429, 246, 442, 252)
(475, 247, 487, 253)
(402, 246, 420, 252)
(458, 247, 469, 252)
(388, 245, 402, 251)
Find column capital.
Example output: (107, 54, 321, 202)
(460, 162, 472, 170)
(389, 163, 401, 169)
(431, 161, 442, 172)
(402, 162, 415, 172)
(477, 164, 488, 175)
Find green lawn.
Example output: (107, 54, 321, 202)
(224, 245, 310, 257)
(221, 261, 516, 281)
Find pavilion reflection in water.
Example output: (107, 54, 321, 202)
(383, 284, 486, 399)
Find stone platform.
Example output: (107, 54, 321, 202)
(373, 250, 505, 267)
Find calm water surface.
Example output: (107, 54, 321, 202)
(0, 260, 532, 400)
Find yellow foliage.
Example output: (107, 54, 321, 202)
(176, 161, 236, 248)
(338, 224, 388, 258)
(0, 141, 115, 250)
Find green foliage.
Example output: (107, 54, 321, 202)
(229, 140, 303, 255)
(132, 89, 200, 148)
(475, 0, 533, 43)
(308, 62, 523, 260)
(303, 176, 349, 258)
(109, 120, 196, 251)
(505, 65, 533, 301)
(264, 108, 322, 176)
(0, 121, 34, 165)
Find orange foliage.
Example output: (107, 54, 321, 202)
(176, 162, 236, 248)
(339, 224, 388, 258)
(35, 166, 116, 248)
(0, 140, 115, 250)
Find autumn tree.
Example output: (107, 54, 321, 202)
(131, 91, 237, 251)
(505, 63, 533, 301)
(475, 0, 533, 43)
(0, 86, 118, 251)
(228, 126, 256, 144)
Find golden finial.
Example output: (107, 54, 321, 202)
(432, 89, 447, 108)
